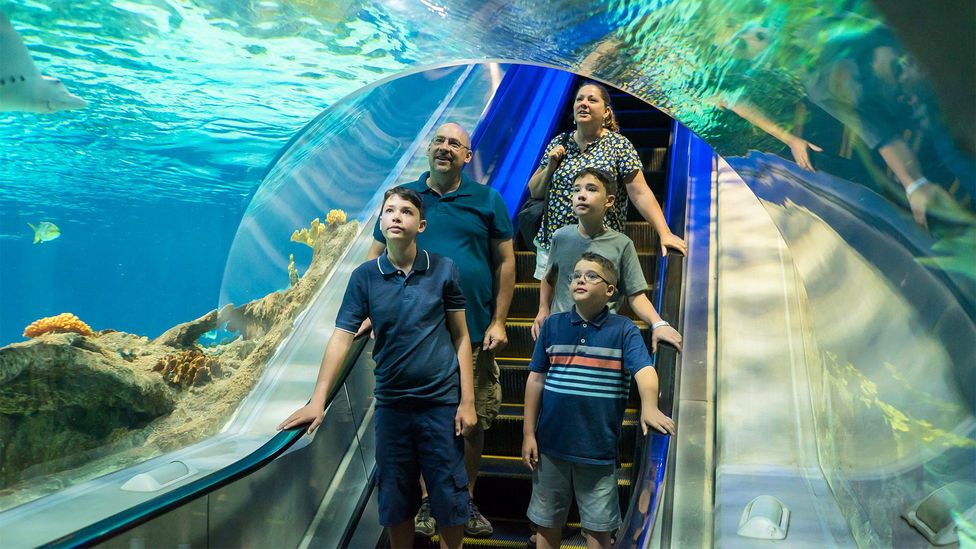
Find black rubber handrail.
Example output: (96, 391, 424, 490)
(44, 335, 370, 549)
(618, 118, 695, 548)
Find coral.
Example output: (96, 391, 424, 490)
(326, 209, 347, 225)
(288, 254, 300, 286)
(23, 313, 94, 339)
(153, 349, 222, 389)
(290, 218, 325, 248)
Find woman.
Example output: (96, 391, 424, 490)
(528, 81, 688, 278)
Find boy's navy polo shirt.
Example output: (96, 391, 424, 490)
(335, 249, 466, 406)
(373, 172, 513, 343)
(529, 307, 653, 465)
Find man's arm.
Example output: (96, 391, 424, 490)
(447, 309, 477, 436)
(484, 238, 515, 351)
(277, 329, 356, 434)
(532, 268, 555, 341)
(635, 367, 674, 435)
(627, 292, 682, 352)
(521, 371, 545, 470)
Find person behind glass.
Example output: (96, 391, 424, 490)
(532, 167, 682, 353)
(527, 81, 687, 280)
(366, 123, 516, 538)
(522, 252, 676, 549)
(278, 187, 476, 549)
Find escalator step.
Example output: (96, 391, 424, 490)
(468, 474, 636, 529)
(515, 251, 537, 283)
(498, 365, 643, 408)
(497, 322, 655, 360)
(484, 413, 638, 459)
(623, 222, 658, 254)
(646, 147, 669, 173)
(506, 277, 659, 322)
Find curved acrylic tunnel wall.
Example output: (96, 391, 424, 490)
(1, 1, 973, 547)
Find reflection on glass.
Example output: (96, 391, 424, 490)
(0, 63, 502, 514)
(0, 0, 972, 545)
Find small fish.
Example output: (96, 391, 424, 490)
(28, 221, 60, 244)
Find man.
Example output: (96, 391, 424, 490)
(366, 122, 516, 537)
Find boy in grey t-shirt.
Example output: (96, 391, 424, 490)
(531, 167, 682, 352)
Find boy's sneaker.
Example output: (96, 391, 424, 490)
(465, 501, 493, 537)
(415, 497, 436, 537)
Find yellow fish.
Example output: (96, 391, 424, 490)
(28, 221, 60, 244)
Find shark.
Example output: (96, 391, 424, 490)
(0, 11, 87, 113)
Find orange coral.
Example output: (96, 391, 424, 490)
(23, 313, 94, 338)
(326, 209, 347, 225)
(290, 218, 325, 248)
(153, 349, 222, 388)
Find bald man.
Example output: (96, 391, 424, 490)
(367, 123, 515, 537)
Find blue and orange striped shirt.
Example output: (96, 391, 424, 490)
(529, 306, 653, 465)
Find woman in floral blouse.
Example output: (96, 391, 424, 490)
(527, 81, 688, 278)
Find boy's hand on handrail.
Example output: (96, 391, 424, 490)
(455, 402, 477, 437)
(641, 406, 675, 436)
(355, 318, 374, 339)
(651, 325, 682, 353)
(521, 435, 539, 471)
(277, 402, 325, 435)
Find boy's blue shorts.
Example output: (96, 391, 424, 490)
(375, 404, 469, 528)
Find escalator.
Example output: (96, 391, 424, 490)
(6, 64, 695, 549)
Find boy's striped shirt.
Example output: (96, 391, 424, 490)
(529, 307, 653, 465)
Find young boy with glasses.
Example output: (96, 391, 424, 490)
(531, 167, 682, 353)
(522, 251, 676, 549)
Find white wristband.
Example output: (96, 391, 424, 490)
(652, 320, 670, 329)
(905, 177, 930, 197)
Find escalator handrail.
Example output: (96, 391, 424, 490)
(43, 335, 371, 549)
(619, 121, 703, 548)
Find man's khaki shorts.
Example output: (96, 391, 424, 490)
(471, 346, 502, 430)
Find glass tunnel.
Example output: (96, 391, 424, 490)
(0, 1, 973, 548)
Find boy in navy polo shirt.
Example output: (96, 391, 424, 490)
(279, 186, 477, 549)
(521, 252, 675, 549)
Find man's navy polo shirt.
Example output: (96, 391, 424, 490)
(373, 172, 513, 343)
(529, 307, 653, 465)
(335, 249, 466, 406)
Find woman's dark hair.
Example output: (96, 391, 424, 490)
(573, 166, 618, 197)
(576, 81, 620, 132)
(382, 186, 425, 220)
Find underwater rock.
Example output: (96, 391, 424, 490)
(0, 220, 359, 508)
(22, 313, 94, 338)
(0, 334, 175, 486)
(153, 349, 222, 388)
(153, 305, 236, 348)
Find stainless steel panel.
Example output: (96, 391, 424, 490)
(97, 496, 208, 549)
(207, 391, 359, 548)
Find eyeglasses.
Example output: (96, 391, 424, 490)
(430, 136, 470, 152)
(571, 270, 611, 285)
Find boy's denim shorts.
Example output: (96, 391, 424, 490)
(527, 453, 620, 533)
(375, 404, 469, 528)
